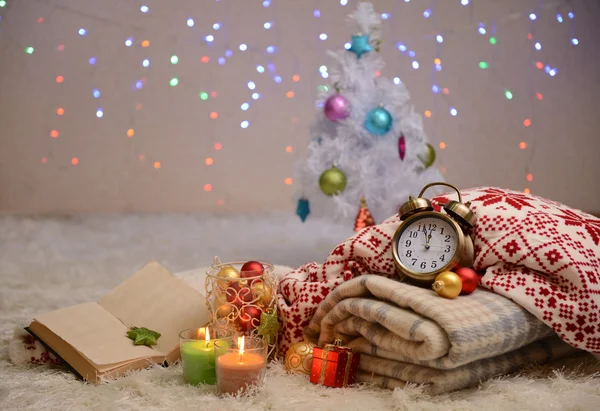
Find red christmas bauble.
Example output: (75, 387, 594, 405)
(240, 261, 264, 278)
(455, 267, 480, 295)
(238, 306, 261, 332)
(239, 285, 254, 303)
(225, 281, 253, 305)
(225, 287, 243, 307)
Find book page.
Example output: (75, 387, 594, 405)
(34, 302, 160, 366)
(99, 261, 208, 354)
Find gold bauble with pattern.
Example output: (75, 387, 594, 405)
(285, 341, 316, 375)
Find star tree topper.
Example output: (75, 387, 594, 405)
(348, 34, 372, 59)
(127, 327, 161, 347)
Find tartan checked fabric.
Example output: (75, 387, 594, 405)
(356, 336, 575, 394)
(277, 187, 600, 358)
(305, 275, 555, 369)
(303, 275, 577, 393)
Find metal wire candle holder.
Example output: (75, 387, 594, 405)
(205, 257, 278, 357)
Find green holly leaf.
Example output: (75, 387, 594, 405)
(126, 327, 161, 347)
(257, 310, 280, 345)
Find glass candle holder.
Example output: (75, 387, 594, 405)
(179, 326, 232, 386)
(215, 336, 267, 395)
(205, 257, 278, 357)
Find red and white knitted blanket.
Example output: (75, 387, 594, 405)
(277, 187, 600, 355)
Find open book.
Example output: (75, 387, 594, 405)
(26, 261, 208, 383)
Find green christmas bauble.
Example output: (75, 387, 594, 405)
(419, 143, 436, 168)
(319, 166, 347, 196)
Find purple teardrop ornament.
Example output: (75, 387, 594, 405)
(398, 135, 406, 161)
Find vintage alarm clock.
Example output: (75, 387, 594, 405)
(392, 182, 476, 285)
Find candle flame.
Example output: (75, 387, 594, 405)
(238, 336, 245, 362)
(205, 327, 210, 342)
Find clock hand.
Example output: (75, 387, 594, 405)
(422, 227, 430, 249)
(424, 228, 434, 249)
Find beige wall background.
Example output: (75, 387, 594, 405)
(0, 0, 599, 215)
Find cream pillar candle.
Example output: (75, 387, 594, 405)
(215, 336, 267, 395)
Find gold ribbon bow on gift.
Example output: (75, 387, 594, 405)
(317, 336, 354, 386)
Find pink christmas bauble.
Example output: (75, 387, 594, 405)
(398, 134, 406, 161)
(324, 94, 351, 121)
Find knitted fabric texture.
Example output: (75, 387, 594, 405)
(277, 187, 600, 356)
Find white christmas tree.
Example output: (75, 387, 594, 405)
(295, 2, 445, 228)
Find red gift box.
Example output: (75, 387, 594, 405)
(309, 337, 360, 388)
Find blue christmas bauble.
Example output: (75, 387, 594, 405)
(364, 107, 393, 136)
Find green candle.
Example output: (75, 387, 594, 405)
(181, 340, 216, 385)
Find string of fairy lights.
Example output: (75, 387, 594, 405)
(0, 0, 582, 204)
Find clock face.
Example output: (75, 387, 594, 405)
(396, 215, 459, 275)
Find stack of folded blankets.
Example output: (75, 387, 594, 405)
(278, 187, 600, 393)
(304, 275, 575, 394)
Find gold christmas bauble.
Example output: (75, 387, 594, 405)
(214, 292, 235, 318)
(285, 341, 316, 375)
(217, 265, 240, 289)
(319, 166, 347, 196)
(418, 143, 436, 169)
(432, 271, 462, 299)
(251, 280, 273, 307)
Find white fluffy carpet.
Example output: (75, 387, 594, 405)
(1, 213, 600, 411)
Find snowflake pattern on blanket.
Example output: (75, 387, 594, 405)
(276, 187, 600, 356)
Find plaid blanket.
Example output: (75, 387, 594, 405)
(305, 275, 577, 393)
(356, 336, 574, 394)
